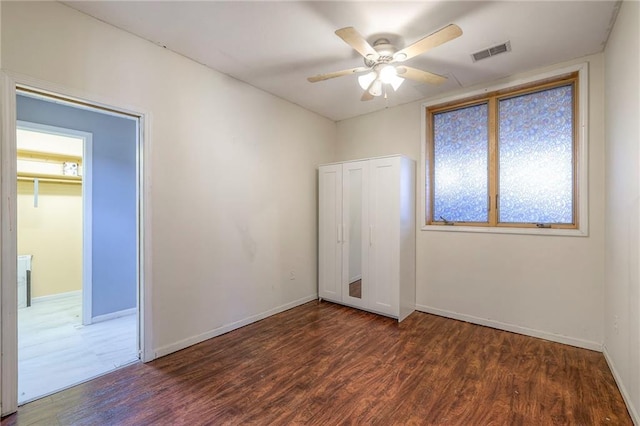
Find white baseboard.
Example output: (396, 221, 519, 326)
(32, 290, 81, 303)
(416, 304, 602, 351)
(91, 307, 136, 324)
(154, 294, 318, 358)
(603, 345, 640, 425)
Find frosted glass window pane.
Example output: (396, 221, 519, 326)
(433, 103, 488, 222)
(498, 85, 573, 223)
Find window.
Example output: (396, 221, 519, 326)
(425, 71, 580, 231)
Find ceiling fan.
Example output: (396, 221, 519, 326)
(308, 24, 462, 101)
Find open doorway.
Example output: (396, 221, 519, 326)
(14, 92, 140, 404)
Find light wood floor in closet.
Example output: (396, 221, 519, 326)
(18, 292, 138, 404)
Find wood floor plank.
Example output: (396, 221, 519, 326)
(1, 301, 632, 425)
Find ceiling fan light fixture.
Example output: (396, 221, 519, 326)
(358, 71, 377, 91)
(389, 75, 405, 91)
(379, 65, 397, 84)
(369, 80, 383, 97)
(379, 65, 404, 91)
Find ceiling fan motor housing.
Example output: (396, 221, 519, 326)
(364, 38, 397, 67)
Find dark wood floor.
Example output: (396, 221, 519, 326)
(1, 301, 632, 425)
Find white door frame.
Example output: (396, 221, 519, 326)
(0, 71, 154, 416)
(16, 120, 94, 325)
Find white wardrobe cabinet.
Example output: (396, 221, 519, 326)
(318, 155, 416, 321)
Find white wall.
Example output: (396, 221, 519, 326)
(337, 53, 606, 349)
(1, 2, 336, 355)
(604, 1, 640, 422)
(0, 1, 2, 69)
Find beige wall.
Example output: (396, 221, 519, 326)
(17, 181, 82, 298)
(1, 1, 336, 356)
(337, 53, 606, 349)
(604, 0, 640, 422)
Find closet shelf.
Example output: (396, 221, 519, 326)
(17, 149, 82, 163)
(18, 173, 82, 184)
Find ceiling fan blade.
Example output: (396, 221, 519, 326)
(396, 66, 447, 85)
(307, 67, 369, 83)
(361, 90, 375, 101)
(335, 27, 379, 60)
(393, 24, 462, 62)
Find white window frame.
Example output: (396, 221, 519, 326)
(420, 62, 589, 237)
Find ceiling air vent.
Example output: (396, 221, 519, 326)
(471, 41, 511, 62)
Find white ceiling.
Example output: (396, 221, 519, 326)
(63, 1, 620, 122)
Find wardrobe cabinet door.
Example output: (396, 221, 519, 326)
(342, 161, 369, 309)
(318, 165, 343, 302)
(368, 157, 401, 317)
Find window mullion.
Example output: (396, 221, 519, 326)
(488, 97, 498, 226)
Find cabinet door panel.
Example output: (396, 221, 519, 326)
(342, 161, 369, 308)
(319, 165, 342, 302)
(368, 158, 400, 316)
